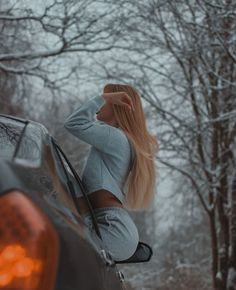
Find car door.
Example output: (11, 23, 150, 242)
(49, 137, 123, 290)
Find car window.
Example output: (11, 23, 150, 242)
(42, 143, 84, 224)
(49, 139, 87, 212)
(52, 142, 85, 201)
(0, 116, 42, 167)
(50, 139, 103, 243)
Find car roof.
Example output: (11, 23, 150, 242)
(0, 113, 50, 135)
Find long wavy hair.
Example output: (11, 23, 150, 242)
(103, 83, 159, 210)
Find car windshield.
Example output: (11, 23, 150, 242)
(0, 116, 42, 167)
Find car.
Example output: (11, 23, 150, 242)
(0, 113, 153, 290)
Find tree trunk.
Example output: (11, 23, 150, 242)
(209, 210, 219, 289)
(227, 173, 236, 290)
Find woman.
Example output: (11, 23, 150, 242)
(64, 83, 159, 261)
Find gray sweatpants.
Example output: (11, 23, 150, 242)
(81, 206, 139, 262)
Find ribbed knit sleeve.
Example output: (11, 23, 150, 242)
(64, 95, 122, 154)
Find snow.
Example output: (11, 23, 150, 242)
(216, 271, 222, 280)
(227, 267, 236, 288)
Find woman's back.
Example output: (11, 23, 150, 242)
(64, 84, 158, 261)
(64, 95, 135, 204)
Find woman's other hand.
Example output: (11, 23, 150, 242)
(102, 92, 135, 112)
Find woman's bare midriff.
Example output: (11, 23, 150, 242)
(78, 189, 123, 215)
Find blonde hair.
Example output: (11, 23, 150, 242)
(103, 83, 159, 210)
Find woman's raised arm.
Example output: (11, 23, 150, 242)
(64, 95, 123, 154)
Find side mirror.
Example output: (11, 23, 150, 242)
(115, 241, 153, 264)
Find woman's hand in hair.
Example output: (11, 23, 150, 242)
(103, 92, 135, 112)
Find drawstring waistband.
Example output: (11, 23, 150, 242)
(81, 206, 127, 219)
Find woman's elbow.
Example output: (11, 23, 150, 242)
(64, 118, 73, 131)
(64, 119, 82, 137)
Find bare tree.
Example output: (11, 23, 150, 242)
(0, 0, 124, 118)
(2, 0, 236, 289)
(0, 0, 128, 172)
(0, 1, 26, 115)
(91, 0, 236, 289)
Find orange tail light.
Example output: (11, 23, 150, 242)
(0, 191, 59, 290)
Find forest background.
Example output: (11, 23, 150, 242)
(1, 1, 236, 289)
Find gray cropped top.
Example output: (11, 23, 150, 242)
(64, 95, 135, 204)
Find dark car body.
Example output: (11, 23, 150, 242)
(0, 114, 124, 290)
